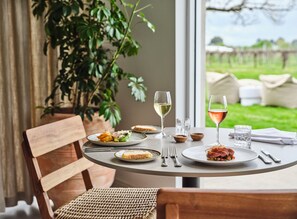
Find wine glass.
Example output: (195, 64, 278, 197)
(154, 91, 172, 137)
(208, 95, 228, 145)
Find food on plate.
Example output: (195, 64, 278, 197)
(206, 146, 235, 161)
(97, 130, 131, 142)
(132, 125, 157, 132)
(97, 132, 113, 142)
(122, 150, 153, 160)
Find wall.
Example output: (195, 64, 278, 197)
(117, 0, 175, 131)
(115, 0, 177, 187)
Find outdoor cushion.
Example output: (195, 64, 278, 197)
(239, 86, 262, 106)
(238, 79, 262, 87)
(207, 72, 240, 104)
(260, 74, 292, 88)
(260, 74, 297, 108)
(238, 79, 262, 106)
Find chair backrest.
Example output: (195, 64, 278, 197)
(22, 115, 93, 219)
(157, 188, 297, 219)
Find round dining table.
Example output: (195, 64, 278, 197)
(82, 127, 297, 187)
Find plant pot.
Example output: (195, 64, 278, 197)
(38, 113, 116, 209)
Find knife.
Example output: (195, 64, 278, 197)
(261, 149, 281, 163)
(258, 154, 272, 164)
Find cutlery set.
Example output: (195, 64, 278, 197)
(258, 148, 281, 164)
(161, 146, 182, 167)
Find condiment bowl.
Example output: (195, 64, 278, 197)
(190, 133, 204, 141)
(173, 135, 188, 143)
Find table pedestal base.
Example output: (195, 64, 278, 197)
(182, 177, 200, 188)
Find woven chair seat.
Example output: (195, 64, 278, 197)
(54, 188, 158, 219)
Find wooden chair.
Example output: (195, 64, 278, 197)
(157, 188, 297, 219)
(22, 115, 157, 219)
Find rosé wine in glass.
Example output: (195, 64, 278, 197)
(208, 95, 228, 145)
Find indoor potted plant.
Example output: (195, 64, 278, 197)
(32, 0, 155, 209)
(32, 0, 155, 127)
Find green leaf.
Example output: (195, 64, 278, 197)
(115, 29, 121, 40)
(99, 101, 121, 127)
(128, 76, 147, 102)
(119, 0, 134, 8)
(137, 12, 155, 32)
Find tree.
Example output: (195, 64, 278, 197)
(209, 36, 224, 45)
(251, 39, 273, 49)
(276, 37, 289, 49)
(291, 39, 297, 48)
(206, 0, 296, 25)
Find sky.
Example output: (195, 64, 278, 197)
(206, 7, 297, 46)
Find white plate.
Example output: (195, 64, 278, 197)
(182, 146, 258, 166)
(131, 125, 161, 134)
(87, 132, 147, 146)
(114, 149, 161, 163)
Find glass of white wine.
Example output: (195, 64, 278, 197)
(154, 91, 172, 137)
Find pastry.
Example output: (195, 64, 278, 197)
(122, 150, 153, 160)
(132, 125, 157, 132)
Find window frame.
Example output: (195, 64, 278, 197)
(175, 0, 206, 128)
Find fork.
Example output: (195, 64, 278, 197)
(170, 146, 182, 167)
(161, 147, 168, 167)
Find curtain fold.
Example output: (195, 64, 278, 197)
(0, 0, 58, 210)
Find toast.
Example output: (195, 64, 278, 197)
(122, 150, 153, 160)
(132, 125, 157, 132)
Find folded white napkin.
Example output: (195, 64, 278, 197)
(229, 128, 297, 145)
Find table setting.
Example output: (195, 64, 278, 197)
(82, 93, 297, 188)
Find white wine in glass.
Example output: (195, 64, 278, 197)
(208, 95, 228, 145)
(154, 91, 172, 137)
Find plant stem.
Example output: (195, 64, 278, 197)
(85, 0, 141, 110)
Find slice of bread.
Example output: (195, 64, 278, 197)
(122, 150, 153, 160)
(132, 125, 157, 132)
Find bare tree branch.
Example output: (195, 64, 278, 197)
(206, 0, 297, 25)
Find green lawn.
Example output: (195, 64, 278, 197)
(206, 55, 297, 131)
(207, 55, 297, 79)
(206, 103, 297, 132)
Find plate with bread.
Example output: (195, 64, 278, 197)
(182, 145, 257, 166)
(115, 149, 161, 163)
(131, 125, 161, 134)
(87, 131, 147, 146)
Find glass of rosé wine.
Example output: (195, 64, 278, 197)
(208, 95, 228, 146)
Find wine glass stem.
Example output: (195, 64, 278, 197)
(216, 123, 220, 145)
(161, 117, 165, 136)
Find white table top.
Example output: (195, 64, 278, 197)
(83, 127, 297, 177)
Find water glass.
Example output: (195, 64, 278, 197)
(176, 118, 184, 134)
(234, 125, 252, 149)
(184, 118, 191, 136)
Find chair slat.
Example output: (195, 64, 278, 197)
(157, 188, 297, 219)
(24, 116, 86, 157)
(41, 157, 94, 192)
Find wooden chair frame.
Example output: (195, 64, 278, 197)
(22, 116, 93, 219)
(157, 188, 297, 219)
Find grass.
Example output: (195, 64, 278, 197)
(207, 55, 297, 79)
(206, 103, 297, 132)
(206, 54, 297, 131)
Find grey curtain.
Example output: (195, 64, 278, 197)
(0, 0, 57, 210)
